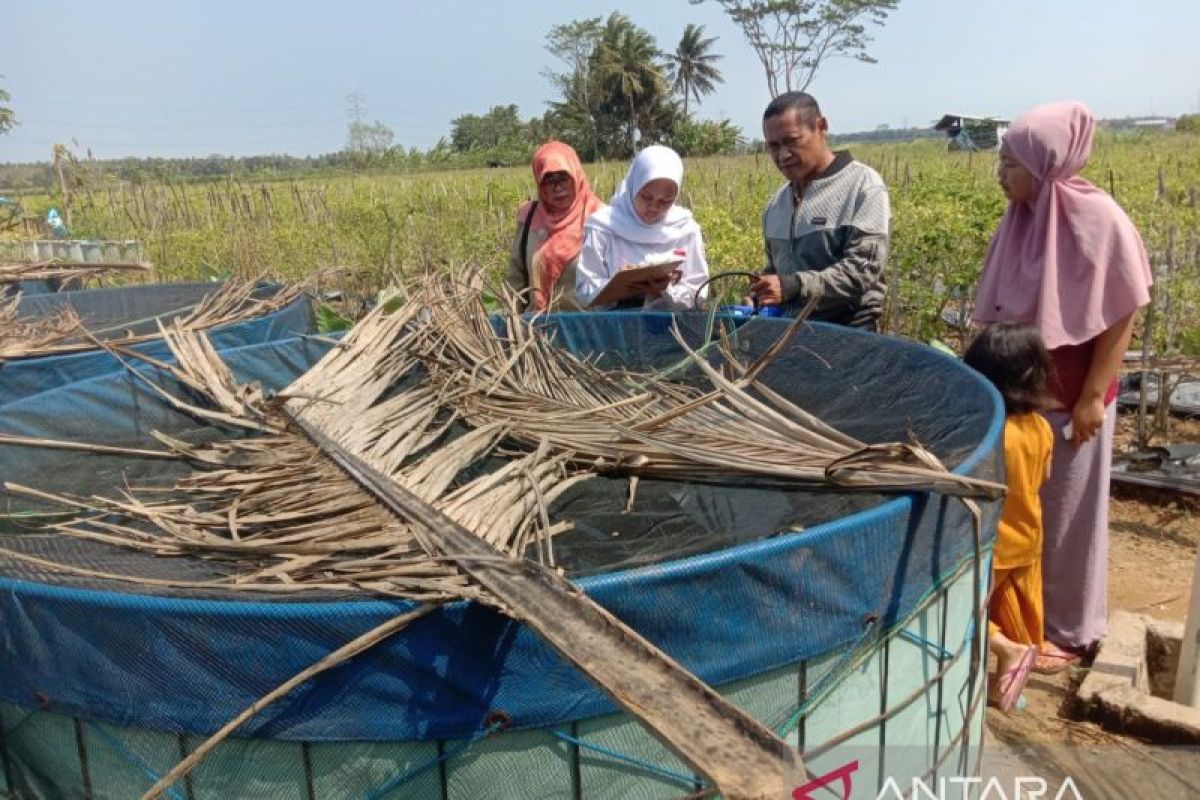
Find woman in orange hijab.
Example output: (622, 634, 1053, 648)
(505, 141, 604, 312)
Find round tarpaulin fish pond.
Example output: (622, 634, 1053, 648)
(0, 313, 1003, 799)
(0, 281, 314, 406)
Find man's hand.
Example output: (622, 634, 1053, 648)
(748, 273, 783, 306)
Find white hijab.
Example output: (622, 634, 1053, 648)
(586, 145, 700, 246)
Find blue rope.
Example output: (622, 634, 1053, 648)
(959, 616, 979, 656)
(549, 729, 701, 789)
(359, 721, 503, 800)
(84, 721, 185, 800)
(898, 628, 953, 661)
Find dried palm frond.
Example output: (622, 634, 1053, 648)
(0, 259, 154, 286)
(5, 297, 804, 800)
(174, 277, 304, 332)
(367, 269, 1005, 499)
(3, 304, 584, 601)
(0, 294, 83, 361)
(7, 265, 1001, 586)
(0, 277, 308, 363)
(1, 266, 1006, 799)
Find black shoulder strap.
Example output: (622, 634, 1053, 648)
(519, 200, 538, 273)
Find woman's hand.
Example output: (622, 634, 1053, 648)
(1070, 395, 1106, 446)
(640, 276, 672, 298)
(618, 265, 680, 300)
(643, 269, 682, 298)
(1070, 311, 1135, 446)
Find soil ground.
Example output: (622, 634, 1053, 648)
(980, 413, 1200, 798)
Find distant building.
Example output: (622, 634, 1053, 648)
(1100, 116, 1179, 131)
(933, 114, 1010, 151)
(1131, 117, 1175, 130)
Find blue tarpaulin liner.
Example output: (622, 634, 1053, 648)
(0, 281, 314, 406)
(0, 313, 1003, 742)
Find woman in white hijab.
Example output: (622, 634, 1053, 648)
(576, 145, 710, 310)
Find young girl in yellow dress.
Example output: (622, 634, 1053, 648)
(964, 322, 1054, 711)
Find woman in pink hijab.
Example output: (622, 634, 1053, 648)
(973, 101, 1152, 669)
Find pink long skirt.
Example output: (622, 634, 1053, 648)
(1038, 403, 1116, 650)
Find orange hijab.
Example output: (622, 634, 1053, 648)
(518, 142, 602, 311)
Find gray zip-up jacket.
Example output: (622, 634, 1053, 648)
(762, 151, 890, 329)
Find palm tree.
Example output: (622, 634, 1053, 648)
(595, 13, 668, 155)
(668, 24, 724, 120)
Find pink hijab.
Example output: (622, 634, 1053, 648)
(973, 101, 1152, 349)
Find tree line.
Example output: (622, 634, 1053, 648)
(441, 13, 736, 165)
(445, 3, 902, 163)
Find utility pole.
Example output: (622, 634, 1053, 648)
(52, 143, 71, 229)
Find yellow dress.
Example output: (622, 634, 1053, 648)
(988, 412, 1053, 645)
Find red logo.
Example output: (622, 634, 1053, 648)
(792, 760, 860, 800)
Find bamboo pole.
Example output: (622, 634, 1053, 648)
(1174, 546, 1200, 708)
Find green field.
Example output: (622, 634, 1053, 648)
(9, 132, 1200, 346)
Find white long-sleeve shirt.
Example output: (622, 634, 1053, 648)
(575, 226, 710, 311)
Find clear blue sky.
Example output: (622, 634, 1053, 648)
(3, 0, 1198, 162)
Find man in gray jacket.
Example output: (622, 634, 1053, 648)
(749, 92, 890, 330)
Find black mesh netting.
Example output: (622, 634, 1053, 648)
(0, 312, 1001, 595)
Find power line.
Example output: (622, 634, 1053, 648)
(19, 101, 339, 114)
(3, 133, 346, 148)
(18, 118, 346, 131)
(14, 117, 450, 134)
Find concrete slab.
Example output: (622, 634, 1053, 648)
(1075, 611, 1200, 743)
